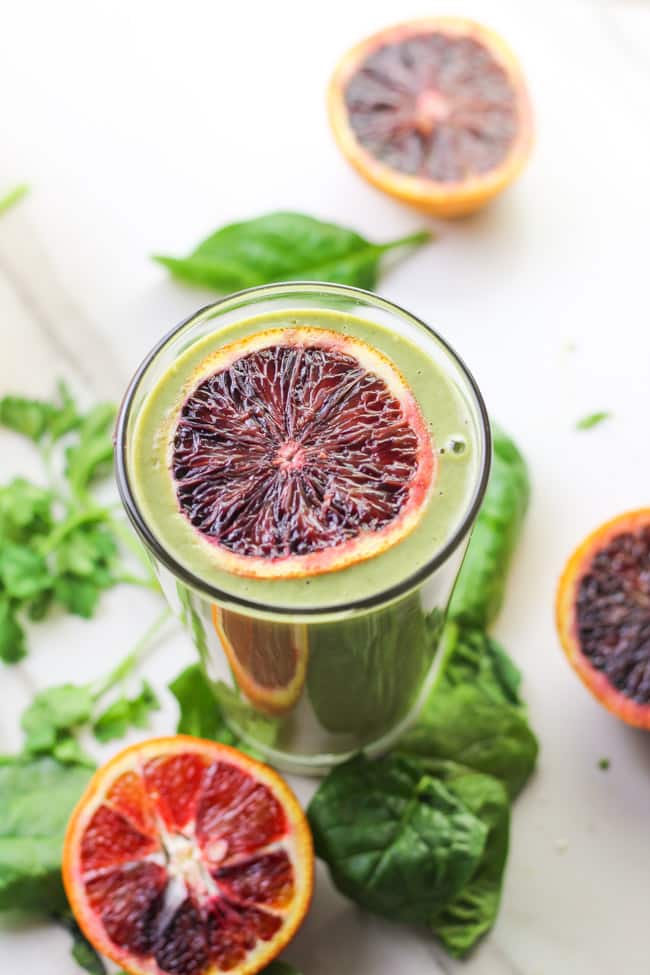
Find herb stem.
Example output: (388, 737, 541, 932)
(382, 229, 432, 252)
(38, 506, 109, 556)
(91, 608, 172, 701)
(113, 571, 161, 591)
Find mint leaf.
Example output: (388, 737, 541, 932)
(576, 411, 611, 431)
(154, 212, 431, 292)
(93, 681, 160, 743)
(0, 755, 93, 912)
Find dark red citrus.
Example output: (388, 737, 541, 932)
(329, 18, 533, 217)
(169, 327, 435, 579)
(63, 737, 313, 975)
(212, 606, 308, 715)
(556, 509, 650, 729)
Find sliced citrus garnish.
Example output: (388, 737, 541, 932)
(212, 607, 308, 716)
(169, 327, 435, 579)
(329, 18, 533, 217)
(63, 736, 313, 975)
(556, 509, 650, 729)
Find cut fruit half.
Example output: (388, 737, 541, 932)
(329, 18, 533, 217)
(63, 737, 313, 975)
(556, 509, 650, 729)
(212, 606, 308, 716)
(169, 327, 435, 579)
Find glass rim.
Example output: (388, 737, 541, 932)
(115, 281, 492, 618)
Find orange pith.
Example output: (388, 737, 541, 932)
(168, 327, 436, 580)
(63, 736, 314, 975)
(328, 18, 533, 218)
(212, 606, 308, 716)
(556, 509, 650, 729)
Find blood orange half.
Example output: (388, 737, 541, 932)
(556, 509, 650, 729)
(212, 606, 308, 716)
(63, 737, 313, 975)
(329, 18, 533, 217)
(169, 327, 435, 579)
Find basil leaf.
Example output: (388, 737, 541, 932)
(154, 212, 430, 291)
(400, 625, 538, 799)
(449, 423, 530, 629)
(0, 756, 93, 912)
(308, 753, 487, 925)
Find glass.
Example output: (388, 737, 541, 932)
(115, 283, 491, 774)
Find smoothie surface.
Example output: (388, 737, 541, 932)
(130, 308, 480, 613)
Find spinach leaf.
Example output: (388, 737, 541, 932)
(93, 680, 159, 743)
(419, 759, 510, 957)
(307, 594, 440, 736)
(449, 423, 529, 629)
(169, 663, 268, 758)
(0, 756, 93, 912)
(400, 625, 538, 799)
(308, 753, 487, 925)
(154, 212, 430, 291)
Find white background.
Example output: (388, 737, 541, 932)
(1, 1, 650, 972)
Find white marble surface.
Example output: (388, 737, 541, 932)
(2, 1, 650, 972)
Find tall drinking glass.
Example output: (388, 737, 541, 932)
(115, 283, 490, 774)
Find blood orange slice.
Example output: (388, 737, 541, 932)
(169, 327, 435, 579)
(556, 509, 650, 729)
(63, 737, 313, 975)
(212, 607, 308, 716)
(329, 18, 533, 217)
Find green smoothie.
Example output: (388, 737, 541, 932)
(130, 308, 478, 614)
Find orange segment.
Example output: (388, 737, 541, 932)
(63, 736, 313, 975)
(212, 606, 308, 716)
(329, 18, 533, 217)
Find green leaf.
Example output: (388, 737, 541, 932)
(21, 683, 94, 756)
(400, 625, 538, 799)
(576, 411, 611, 431)
(154, 212, 431, 292)
(0, 755, 93, 912)
(449, 423, 530, 629)
(54, 575, 101, 618)
(0, 596, 26, 662)
(0, 478, 54, 542)
(93, 680, 160, 743)
(0, 542, 52, 600)
(64, 403, 116, 499)
(308, 753, 487, 925)
(421, 760, 510, 957)
(0, 396, 53, 441)
(0, 183, 29, 216)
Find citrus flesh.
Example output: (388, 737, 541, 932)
(329, 18, 533, 217)
(556, 509, 650, 729)
(63, 737, 314, 975)
(169, 327, 435, 579)
(212, 606, 308, 716)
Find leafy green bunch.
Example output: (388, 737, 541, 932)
(0, 384, 158, 662)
